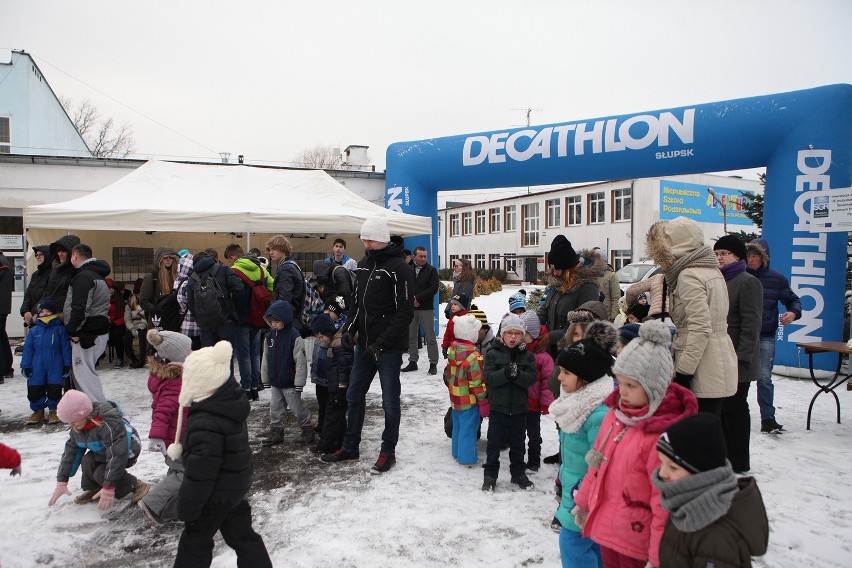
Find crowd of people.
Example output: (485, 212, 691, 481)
(0, 213, 802, 567)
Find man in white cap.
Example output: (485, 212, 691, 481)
(320, 216, 414, 474)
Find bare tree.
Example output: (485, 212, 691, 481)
(293, 144, 341, 169)
(59, 96, 136, 158)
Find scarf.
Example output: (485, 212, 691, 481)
(586, 401, 648, 468)
(720, 260, 746, 281)
(651, 463, 738, 532)
(549, 378, 614, 433)
(665, 246, 718, 291)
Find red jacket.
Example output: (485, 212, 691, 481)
(0, 443, 21, 469)
(148, 372, 189, 447)
(527, 336, 555, 413)
(442, 309, 468, 350)
(575, 383, 697, 567)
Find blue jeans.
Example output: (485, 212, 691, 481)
(343, 346, 402, 456)
(559, 528, 602, 568)
(233, 324, 262, 392)
(757, 336, 776, 420)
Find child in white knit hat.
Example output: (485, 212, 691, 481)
(572, 319, 698, 568)
(446, 314, 485, 466)
(137, 328, 192, 524)
(167, 340, 272, 566)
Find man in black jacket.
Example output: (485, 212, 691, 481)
(320, 217, 414, 474)
(187, 252, 243, 349)
(401, 246, 439, 375)
(0, 250, 13, 380)
(64, 244, 111, 401)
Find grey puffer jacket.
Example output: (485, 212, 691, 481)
(63, 258, 111, 344)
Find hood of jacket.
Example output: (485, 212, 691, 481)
(34, 245, 52, 271)
(191, 378, 251, 423)
(604, 381, 697, 434)
(49, 235, 80, 265)
(569, 248, 606, 291)
(233, 256, 264, 280)
(152, 247, 179, 271)
(577, 300, 607, 321)
(646, 218, 706, 271)
(265, 299, 294, 327)
(192, 253, 218, 275)
(77, 258, 112, 279)
(746, 238, 770, 268)
(726, 477, 770, 556)
(365, 240, 406, 263)
(92, 400, 122, 422)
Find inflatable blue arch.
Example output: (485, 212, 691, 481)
(385, 84, 852, 371)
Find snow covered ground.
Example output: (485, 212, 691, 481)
(0, 285, 850, 567)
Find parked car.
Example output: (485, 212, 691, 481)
(616, 261, 662, 294)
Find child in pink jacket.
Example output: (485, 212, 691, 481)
(573, 320, 697, 568)
(520, 311, 554, 472)
(138, 329, 192, 524)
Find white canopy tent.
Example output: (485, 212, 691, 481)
(24, 160, 431, 236)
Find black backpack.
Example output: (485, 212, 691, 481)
(190, 264, 227, 329)
(155, 291, 183, 331)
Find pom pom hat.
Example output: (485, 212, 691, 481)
(57, 390, 93, 424)
(520, 311, 541, 339)
(467, 308, 489, 328)
(547, 235, 579, 270)
(311, 313, 337, 339)
(167, 341, 234, 460)
(500, 313, 526, 337)
(147, 329, 192, 364)
(453, 314, 482, 344)
(508, 292, 526, 313)
(612, 319, 674, 419)
(557, 321, 617, 382)
(360, 216, 390, 243)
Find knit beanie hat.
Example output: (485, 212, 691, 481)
(658, 413, 728, 473)
(500, 313, 526, 337)
(147, 329, 192, 364)
(612, 319, 674, 418)
(167, 341, 233, 460)
(325, 294, 347, 317)
(453, 314, 482, 344)
(713, 235, 747, 261)
(450, 293, 471, 311)
(508, 292, 526, 312)
(547, 235, 579, 270)
(467, 308, 489, 328)
(557, 321, 617, 382)
(618, 322, 641, 345)
(520, 310, 541, 339)
(38, 298, 58, 314)
(57, 390, 93, 424)
(360, 216, 390, 243)
(311, 313, 337, 339)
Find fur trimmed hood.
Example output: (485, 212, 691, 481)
(147, 357, 183, 380)
(746, 238, 770, 268)
(558, 248, 606, 292)
(646, 217, 707, 272)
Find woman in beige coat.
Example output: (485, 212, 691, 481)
(646, 217, 737, 415)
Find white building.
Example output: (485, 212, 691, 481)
(437, 173, 762, 282)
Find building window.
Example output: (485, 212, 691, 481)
(449, 254, 459, 269)
(0, 117, 10, 154)
(504, 205, 517, 231)
(588, 192, 605, 224)
(475, 210, 486, 234)
(489, 207, 501, 232)
(462, 212, 473, 235)
(566, 195, 582, 226)
(545, 198, 561, 228)
(612, 249, 632, 270)
(450, 214, 460, 237)
(475, 254, 486, 269)
(504, 253, 517, 273)
(521, 203, 540, 247)
(437, 218, 442, 237)
(490, 254, 502, 269)
(112, 247, 154, 284)
(612, 188, 632, 222)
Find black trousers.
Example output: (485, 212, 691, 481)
(315, 384, 329, 436)
(697, 397, 724, 416)
(526, 410, 542, 464)
(108, 324, 125, 361)
(174, 499, 271, 568)
(485, 410, 527, 479)
(0, 314, 11, 375)
(318, 387, 348, 453)
(80, 451, 137, 498)
(721, 382, 751, 473)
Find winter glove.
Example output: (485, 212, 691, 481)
(673, 372, 693, 389)
(10, 465, 21, 477)
(478, 398, 490, 419)
(148, 438, 166, 452)
(506, 362, 519, 380)
(341, 332, 354, 350)
(442, 347, 448, 360)
(541, 404, 550, 416)
(366, 339, 384, 363)
(571, 505, 589, 530)
(22, 368, 32, 379)
(534, 331, 551, 354)
(48, 481, 71, 506)
(62, 366, 71, 380)
(94, 487, 115, 511)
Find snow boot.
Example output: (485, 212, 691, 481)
(761, 419, 784, 434)
(131, 480, 150, 503)
(47, 410, 60, 424)
(511, 474, 535, 490)
(299, 425, 316, 444)
(262, 428, 285, 447)
(401, 362, 418, 372)
(481, 476, 496, 492)
(74, 489, 100, 504)
(428, 363, 437, 375)
(27, 409, 45, 425)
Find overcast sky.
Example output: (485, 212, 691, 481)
(2, 0, 851, 202)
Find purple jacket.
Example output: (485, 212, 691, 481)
(148, 372, 188, 447)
